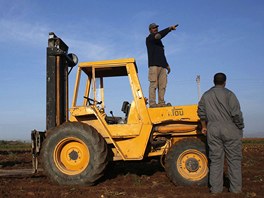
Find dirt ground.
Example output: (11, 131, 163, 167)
(0, 140, 263, 198)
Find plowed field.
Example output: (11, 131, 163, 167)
(0, 139, 263, 198)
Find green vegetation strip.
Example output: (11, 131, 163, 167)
(242, 138, 264, 144)
(0, 140, 31, 151)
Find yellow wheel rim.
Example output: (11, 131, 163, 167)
(54, 137, 89, 175)
(176, 149, 208, 181)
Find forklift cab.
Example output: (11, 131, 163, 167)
(70, 58, 142, 126)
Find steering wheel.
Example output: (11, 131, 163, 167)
(84, 96, 102, 105)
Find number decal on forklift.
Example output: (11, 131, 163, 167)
(171, 108, 184, 116)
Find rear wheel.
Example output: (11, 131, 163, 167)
(165, 138, 208, 186)
(41, 122, 108, 185)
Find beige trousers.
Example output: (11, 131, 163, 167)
(148, 66, 167, 106)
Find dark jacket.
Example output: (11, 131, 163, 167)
(146, 27, 171, 67)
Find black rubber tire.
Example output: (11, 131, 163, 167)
(165, 138, 208, 186)
(41, 122, 108, 185)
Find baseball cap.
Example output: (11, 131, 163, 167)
(149, 23, 159, 29)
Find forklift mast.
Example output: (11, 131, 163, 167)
(31, 33, 78, 173)
(46, 32, 69, 130)
(46, 32, 78, 130)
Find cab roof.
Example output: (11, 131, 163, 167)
(78, 58, 138, 78)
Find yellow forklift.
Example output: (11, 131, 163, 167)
(32, 33, 208, 186)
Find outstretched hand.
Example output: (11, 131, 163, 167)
(170, 24, 178, 30)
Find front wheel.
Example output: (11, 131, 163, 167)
(41, 122, 108, 185)
(165, 138, 208, 186)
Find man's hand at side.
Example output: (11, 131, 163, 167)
(166, 66, 171, 74)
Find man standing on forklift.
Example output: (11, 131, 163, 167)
(146, 23, 178, 108)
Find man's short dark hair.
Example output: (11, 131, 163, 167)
(214, 73, 226, 85)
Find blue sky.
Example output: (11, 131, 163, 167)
(0, 0, 263, 140)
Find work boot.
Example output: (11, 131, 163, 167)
(158, 103, 172, 107)
(229, 190, 242, 194)
(149, 103, 158, 108)
(150, 103, 172, 108)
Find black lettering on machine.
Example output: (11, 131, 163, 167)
(171, 107, 184, 116)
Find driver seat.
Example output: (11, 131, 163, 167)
(121, 101, 131, 123)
